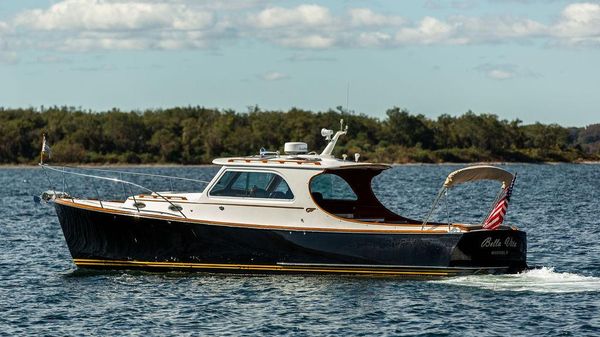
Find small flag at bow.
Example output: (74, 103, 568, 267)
(483, 174, 516, 230)
(40, 133, 51, 163)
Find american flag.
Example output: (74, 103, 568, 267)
(483, 174, 517, 230)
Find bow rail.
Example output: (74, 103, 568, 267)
(40, 164, 211, 219)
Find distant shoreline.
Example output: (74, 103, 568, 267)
(2, 107, 599, 167)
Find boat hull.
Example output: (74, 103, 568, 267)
(54, 201, 527, 277)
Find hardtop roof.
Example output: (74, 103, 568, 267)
(212, 156, 391, 171)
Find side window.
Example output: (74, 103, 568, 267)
(231, 172, 250, 192)
(211, 171, 237, 195)
(310, 173, 357, 201)
(209, 171, 294, 200)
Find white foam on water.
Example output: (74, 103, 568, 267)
(432, 267, 600, 293)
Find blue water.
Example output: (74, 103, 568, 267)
(1, 164, 599, 336)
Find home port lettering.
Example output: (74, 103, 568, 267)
(480, 237, 518, 249)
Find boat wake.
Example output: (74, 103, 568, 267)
(432, 267, 600, 293)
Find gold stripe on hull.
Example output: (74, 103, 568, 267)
(72, 258, 478, 276)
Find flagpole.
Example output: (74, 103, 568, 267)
(483, 173, 517, 230)
(40, 133, 44, 165)
(40, 132, 48, 165)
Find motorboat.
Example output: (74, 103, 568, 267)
(41, 121, 527, 277)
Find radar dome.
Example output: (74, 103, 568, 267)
(284, 142, 308, 155)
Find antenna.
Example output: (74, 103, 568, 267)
(346, 82, 350, 114)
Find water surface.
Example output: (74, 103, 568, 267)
(1, 164, 599, 336)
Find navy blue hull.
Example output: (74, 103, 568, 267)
(54, 201, 527, 277)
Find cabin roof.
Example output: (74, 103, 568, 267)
(212, 156, 391, 171)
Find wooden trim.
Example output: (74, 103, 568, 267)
(219, 163, 325, 171)
(72, 258, 469, 276)
(137, 195, 188, 200)
(226, 158, 323, 165)
(54, 198, 459, 234)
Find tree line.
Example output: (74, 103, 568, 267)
(0, 105, 599, 164)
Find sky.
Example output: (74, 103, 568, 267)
(1, 0, 600, 126)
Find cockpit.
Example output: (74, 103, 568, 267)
(309, 168, 415, 224)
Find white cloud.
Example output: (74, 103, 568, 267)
(190, 0, 271, 11)
(475, 63, 540, 80)
(10, 0, 221, 51)
(561, 1, 600, 24)
(0, 21, 9, 33)
(3, 1, 600, 52)
(488, 69, 515, 80)
(457, 16, 547, 41)
(250, 5, 331, 28)
(62, 36, 149, 51)
(14, 0, 213, 31)
(356, 32, 392, 47)
(277, 34, 335, 49)
(394, 15, 546, 45)
(261, 71, 289, 81)
(396, 17, 460, 45)
(553, 2, 600, 45)
(348, 8, 405, 27)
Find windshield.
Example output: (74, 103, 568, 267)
(210, 171, 294, 199)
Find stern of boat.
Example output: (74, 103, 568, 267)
(450, 229, 527, 273)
